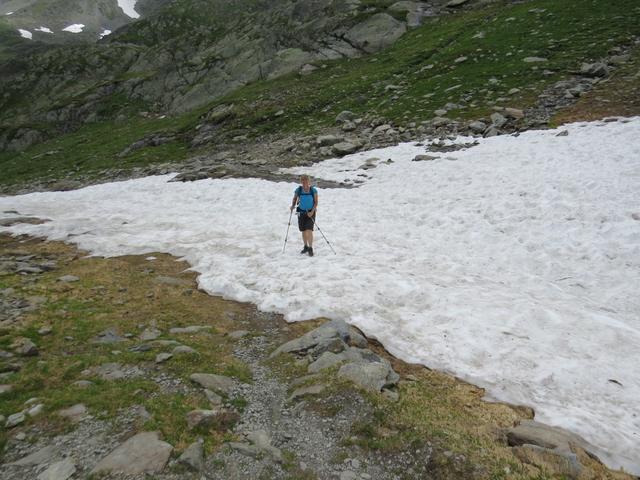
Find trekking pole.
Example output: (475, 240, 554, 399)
(309, 216, 337, 255)
(282, 209, 293, 254)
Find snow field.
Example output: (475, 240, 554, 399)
(1, 118, 639, 474)
(117, 0, 140, 19)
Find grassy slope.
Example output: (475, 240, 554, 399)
(1, 0, 639, 189)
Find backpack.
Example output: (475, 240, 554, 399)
(296, 186, 316, 210)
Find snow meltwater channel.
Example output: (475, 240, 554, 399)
(1, 119, 639, 474)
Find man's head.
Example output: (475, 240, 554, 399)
(300, 174, 311, 188)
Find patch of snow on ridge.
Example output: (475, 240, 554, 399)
(117, 0, 140, 18)
(6, 12, 14, 15)
(99, 29, 112, 38)
(18, 29, 32, 39)
(1, 118, 640, 475)
(35, 26, 53, 34)
(62, 24, 85, 33)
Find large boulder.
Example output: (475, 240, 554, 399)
(190, 373, 237, 395)
(269, 319, 352, 358)
(345, 13, 407, 53)
(90, 432, 172, 476)
(338, 361, 400, 392)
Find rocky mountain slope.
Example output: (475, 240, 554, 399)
(0, 0, 639, 193)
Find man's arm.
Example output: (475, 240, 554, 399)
(290, 192, 299, 211)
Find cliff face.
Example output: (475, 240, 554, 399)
(0, 0, 442, 151)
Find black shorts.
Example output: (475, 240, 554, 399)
(297, 211, 315, 231)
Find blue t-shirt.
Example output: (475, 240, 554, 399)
(296, 186, 317, 211)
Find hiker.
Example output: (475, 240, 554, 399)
(290, 175, 318, 256)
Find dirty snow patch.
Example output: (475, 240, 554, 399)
(35, 26, 54, 34)
(117, 0, 140, 18)
(99, 29, 112, 38)
(18, 29, 32, 39)
(1, 118, 640, 475)
(62, 24, 85, 33)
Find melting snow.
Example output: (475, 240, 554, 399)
(99, 29, 112, 38)
(35, 26, 53, 34)
(1, 118, 639, 474)
(6, 11, 14, 15)
(117, 0, 140, 19)
(62, 24, 85, 33)
(17, 29, 32, 39)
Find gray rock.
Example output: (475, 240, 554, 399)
(37, 458, 76, 480)
(153, 276, 191, 287)
(556, 130, 569, 137)
(270, 319, 351, 358)
(92, 328, 127, 344)
(431, 116, 452, 127)
(178, 440, 204, 471)
(332, 142, 359, 156)
(580, 62, 609, 78)
(190, 373, 237, 394)
(228, 330, 249, 339)
(490, 112, 508, 128)
(447, 0, 470, 6)
(348, 328, 368, 348)
(11, 445, 59, 465)
(140, 327, 162, 341)
(340, 471, 358, 480)
(155, 353, 173, 363)
(434, 109, 448, 116)
(336, 111, 356, 123)
(337, 361, 400, 392)
(12, 337, 39, 356)
(300, 64, 318, 75)
(308, 352, 348, 373)
(72, 380, 94, 388)
(507, 420, 598, 456)
(310, 337, 347, 358)
(57, 275, 79, 283)
(468, 121, 487, 133)
(186, 409, 219, 429)
(484, 126, 501, 137)
(56, 403, 87, 423)
(6, 411, 26, 428)
(504, 107, 524, 119)
(28, 403, 45, 417)
(0, 384, 13, 394)
(38, 326, 53, 336)
(169, 325, 212, 334)
(316, 135, 343, 146)
(173, 345, 198, 355)
(345, 13, 407, 54)
(90, 363, 142, 381)
(513, 444, 583, 479)
(412, 154, 438, 162)
(204, 389, 223, 406)
(91, 431, 173, 475)
(288, 383, 326, 402)
(523, 57, 548, 63)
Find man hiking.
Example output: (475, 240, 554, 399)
(290, 175, 318, 257)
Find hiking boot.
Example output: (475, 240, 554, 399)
(308, 247, 314, 257)
(300, 245, 309, 254)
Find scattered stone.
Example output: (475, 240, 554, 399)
(523, 57, 548, 63)
(37, 458, 76, 480)
(57, 275, 79, 283)
(229, 430, 283, 462)
(178, 439, 204, 471)
(447, 0, 470, 7)
(88, 362, 142, 380)
(190, 373, 237, 394)
(91, 431, 173, 476)
(316, 135, 343, 146)
(468, 121, 487, 133)
(434, 109, 448, 116)
(556, 130, 569, 137)
(484, 126, 500, 137)
(270, 319, 352, 358)
(57, 403, 87, 423)
(490, 112, 508, 128)
(504, 107, 525, 119)
(454, 56, 467, 64)
(431, 116, 452, 127)
(155, 352, 173, 363)
(340, 471, 358, 480)
(382, 389, 400, 402)
(508, 88, 521, 95)
(5, 411, 26, 428)
(507, 420, 597, 455)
